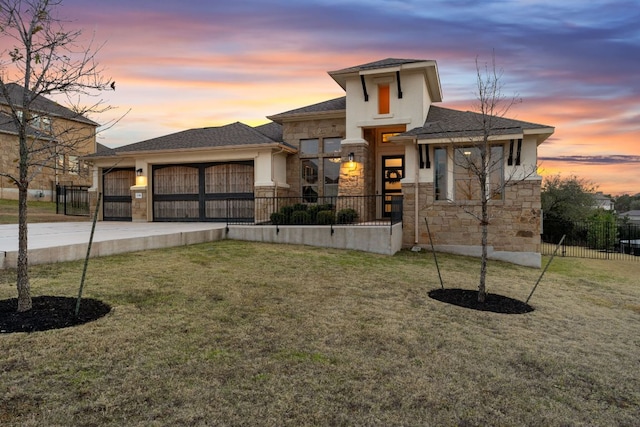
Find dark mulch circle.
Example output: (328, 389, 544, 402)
(0, 296, 111, 334)
(428, 288, 534, 314)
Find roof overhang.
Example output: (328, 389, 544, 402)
(84, 142, 297, 160)
(267, 110, 345, 124)
(328, 60, 442, 102)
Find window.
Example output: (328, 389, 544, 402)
(68, 156, 79, 175)
(302, 159, 319, 202)
(57, 154, 66, 173)
(323, 158, 340, 198)
(300, 138, 319, 155)
(378, 84, 390, 114)
(323, 137, 341, 154)
(300, 137, 341, 201)
(434, 148, 447, 201)
(453, 146, 504, 201)
(381, 132, 399, 143)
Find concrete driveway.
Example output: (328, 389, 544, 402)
(0, 222, 227, 269)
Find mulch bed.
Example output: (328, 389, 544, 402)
(428, 288, 534, 314)
(0, 296, 111, 334)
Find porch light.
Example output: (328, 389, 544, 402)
(347, 152, 356, 170)
(135, 168, 147, 186)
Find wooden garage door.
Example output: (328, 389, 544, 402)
(152, 162, 254, 221)
(103, 168, 135, 221)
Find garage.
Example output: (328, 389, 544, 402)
(103, 168, 135, 221)
(152, 161, 254, 222)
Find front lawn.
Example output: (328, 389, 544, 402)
(1, 241, 638, 425)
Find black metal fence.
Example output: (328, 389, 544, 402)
(56, 185, 90, 216)
(225, 195, 402, 228)
(542, 218, 640, 260)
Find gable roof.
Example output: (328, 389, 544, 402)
(267, 97, 346, 123)
(254, 121, 283, 141)
(89, 121, 292, 158)
(400, 106, 554, 143)
(0, 83, 98, 126)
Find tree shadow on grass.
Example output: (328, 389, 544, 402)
(428, 288, 534, 314)
(0, 296, 111, 334)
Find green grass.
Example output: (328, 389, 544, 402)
(1, 241, 639, 426)
(0, 199, 88, 224)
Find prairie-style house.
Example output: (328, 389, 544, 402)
(85, 58, 554, 266)
(0, 83, 96, 200)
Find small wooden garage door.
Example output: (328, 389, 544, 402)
(152, 161, 254, 221)
(103, 168, 135, 221)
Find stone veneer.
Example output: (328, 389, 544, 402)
(402, 180, 542, 254)
(282, 117, 346, 197)
(130, 187, 148, 222)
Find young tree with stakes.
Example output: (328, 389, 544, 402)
(0, 0, 114, 312)
(449, 56, 537, 302)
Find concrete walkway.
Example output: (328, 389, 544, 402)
(0, 222, 227, 269)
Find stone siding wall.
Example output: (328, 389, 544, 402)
(402, 180, 542, 253)
(282, 117, 346, 197)
(0, 119, 95, 201)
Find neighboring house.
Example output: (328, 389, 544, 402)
(0, 83, 97, 201)
(85, 58, 554, 266)
(594, 192, 614, 211)
(619, 210, 640, 225)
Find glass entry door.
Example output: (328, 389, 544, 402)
(382, 155, 404, 218)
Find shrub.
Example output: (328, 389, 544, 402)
(587, 211, 618, 250)
(291, 210, 312, 225)
(280, 205, 295, 220)
(291, 203, 308, 212)
(337, 208, 358, 224)
(270, 212, 286, 225)
(316, 210, 335, 225)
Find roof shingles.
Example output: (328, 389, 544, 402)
(115, 122, 285, 154)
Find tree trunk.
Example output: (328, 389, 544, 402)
(478, 212, 488, 303)
(478, 144, 489, 303)
(17, 183, 31, 312)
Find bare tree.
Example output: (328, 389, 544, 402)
(448, 55, 537, 302)
(0, 0, 113, 312)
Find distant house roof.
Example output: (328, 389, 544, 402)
(0, 83, 98, 126)
(267, 97, 346, 123)
(399, 106, 554, 143)
(88, 121, 292, 158)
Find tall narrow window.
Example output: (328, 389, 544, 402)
(302, 159, 319, 202)
(378, 84, 390, 114)
(323, 158, 340, 199)
(300, 137, 342, 202)
(434, 148, 447, 200)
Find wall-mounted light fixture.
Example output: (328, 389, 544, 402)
(135, 168, 147, 186)
(347, 152, 356, 170)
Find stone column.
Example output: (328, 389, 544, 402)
(130, 186, 148, 222)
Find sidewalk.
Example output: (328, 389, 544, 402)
(0, 222, 227, 269)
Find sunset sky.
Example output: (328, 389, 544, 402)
(46, 0, 640, 195)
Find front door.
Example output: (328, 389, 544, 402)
(382, 155, 404, 218)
